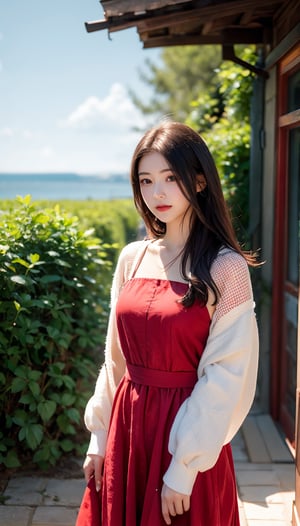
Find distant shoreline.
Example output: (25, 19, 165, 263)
(0, 173, 132, 201)
(0, 173, 129, 181)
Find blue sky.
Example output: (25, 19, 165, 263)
(0, 1, 161, 174)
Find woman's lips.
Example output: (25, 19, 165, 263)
(156, 205, 172, 212)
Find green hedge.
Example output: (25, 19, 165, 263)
(0, 196, 139, 470)
(0, 198, 140, 264)
(59, 199, 139, 265)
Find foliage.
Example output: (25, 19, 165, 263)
(131, 43, 256, 244)
(130, 45, 221, 122)
(186, 47, 257, 243)
(0, 196, 136, 470)
(58, 199, 139, 265)
(0, 198, 140, 263)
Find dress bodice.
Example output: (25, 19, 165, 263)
(116, 277, 211, 372)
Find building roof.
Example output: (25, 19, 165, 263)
(85, 0, 286, 48)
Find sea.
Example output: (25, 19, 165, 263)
(0, 173, 133, 201)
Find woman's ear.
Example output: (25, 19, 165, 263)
(196, 175, 207, 193)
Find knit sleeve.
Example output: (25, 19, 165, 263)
(163, 250, 259, 495)
(84, 240, 147, 457)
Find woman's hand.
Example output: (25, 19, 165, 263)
(161, 483, 190, 524)
(83, 454, 104, 492)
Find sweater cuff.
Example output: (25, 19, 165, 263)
(86, 430, 107, 457)
(163, 457, 198, 496)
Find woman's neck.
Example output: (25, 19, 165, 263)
(160, 222, 189, 253)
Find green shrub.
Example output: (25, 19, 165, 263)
(186, 46, 256, 245)
(0, 196, 114, 469)
(59, 200, 138, 244)
(58, 199, 140, 265)
(0, 199, 140, 268)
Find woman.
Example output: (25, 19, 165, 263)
(76, 121, 259, 526)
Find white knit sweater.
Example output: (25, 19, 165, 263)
(84, 240, 259, 495)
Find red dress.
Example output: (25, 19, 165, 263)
(78, 277, 240, 526)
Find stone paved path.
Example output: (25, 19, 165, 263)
(0, 416, 295, 525)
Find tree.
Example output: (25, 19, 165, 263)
(131, 45, 256, 244)
(186, 47, 256, 243)
(130, 45, 221, 122)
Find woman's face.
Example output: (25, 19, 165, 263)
(137, 151, 192, 229)
(137, 151, 206, 229)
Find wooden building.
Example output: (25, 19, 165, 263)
(86, 0, 300, 521)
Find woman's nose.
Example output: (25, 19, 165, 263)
(153, 183, 166, 198)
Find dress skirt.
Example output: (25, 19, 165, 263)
(77, 278, 240, 526)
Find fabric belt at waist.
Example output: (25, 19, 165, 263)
(125, 363, 197, 389)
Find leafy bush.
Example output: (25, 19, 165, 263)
(58, 199, 140, 265)
(186, 46, 256, 245)
(0, 196, 115, 469)
(0, 198, 140, 265)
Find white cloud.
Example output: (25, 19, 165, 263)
(60, 82, 147, 132)
(39, 146, 54, 158)
(0, 127, 13, 136)
(23, 129, 34, 139)
(0, 32, 2, 72)
(0, 128, 35, 139)
(0, 85, 152, 174)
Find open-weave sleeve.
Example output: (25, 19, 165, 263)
(84, 240, 146, 457)
(163, 250, 259, 495)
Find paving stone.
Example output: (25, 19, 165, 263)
(235, 462, 275, 471)
(3, 477, 47, 506)
(243, 501, 290, 521)
(275, 465, 296, 491)
(232, 430, 247, 448)
(281, 491, 295, 522)
(0, 424, 295, 526)
(0, 474, 9, 494)
(43, 479, 85, 507)
(239, 485, 285, 504)
(236, 469, 280, 487)
(232, 444, 249, 462)
(0, 505, 33, 526)
(238, 505, 248, 526)
(242, 417, 271, 463)
(247, 522, 291, 526)
(32, 506, 78, 526)
(256, 415, 293, 463)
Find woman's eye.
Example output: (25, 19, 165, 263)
(139, 178, 152, 185)
(167, 175, 177, 182)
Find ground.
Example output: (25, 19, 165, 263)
(0, 454, 84, 499)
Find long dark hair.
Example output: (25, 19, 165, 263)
(130, 121, 255, 307)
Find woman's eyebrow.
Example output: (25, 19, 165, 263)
(138, 168, 173, 177)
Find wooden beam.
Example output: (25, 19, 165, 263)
(86, 0, 281, 35)
(222, 43, 269, 77)
(101, 0, 191, 17)
(201, 15, 238, 35)
(239, 10, 254, 25)
(87, 3, 209, 34)
(202, 21, 215, 35)
(86, 17, 141, 33)
(141, 27, 268, 47)
(85, 19, 110, 33)
(101, 0, 281, 19)
(222, 27, 270, 44)
(279, 109, 300, 127)
(142, 35, 220, 47)
(136, 0, 279, 33)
